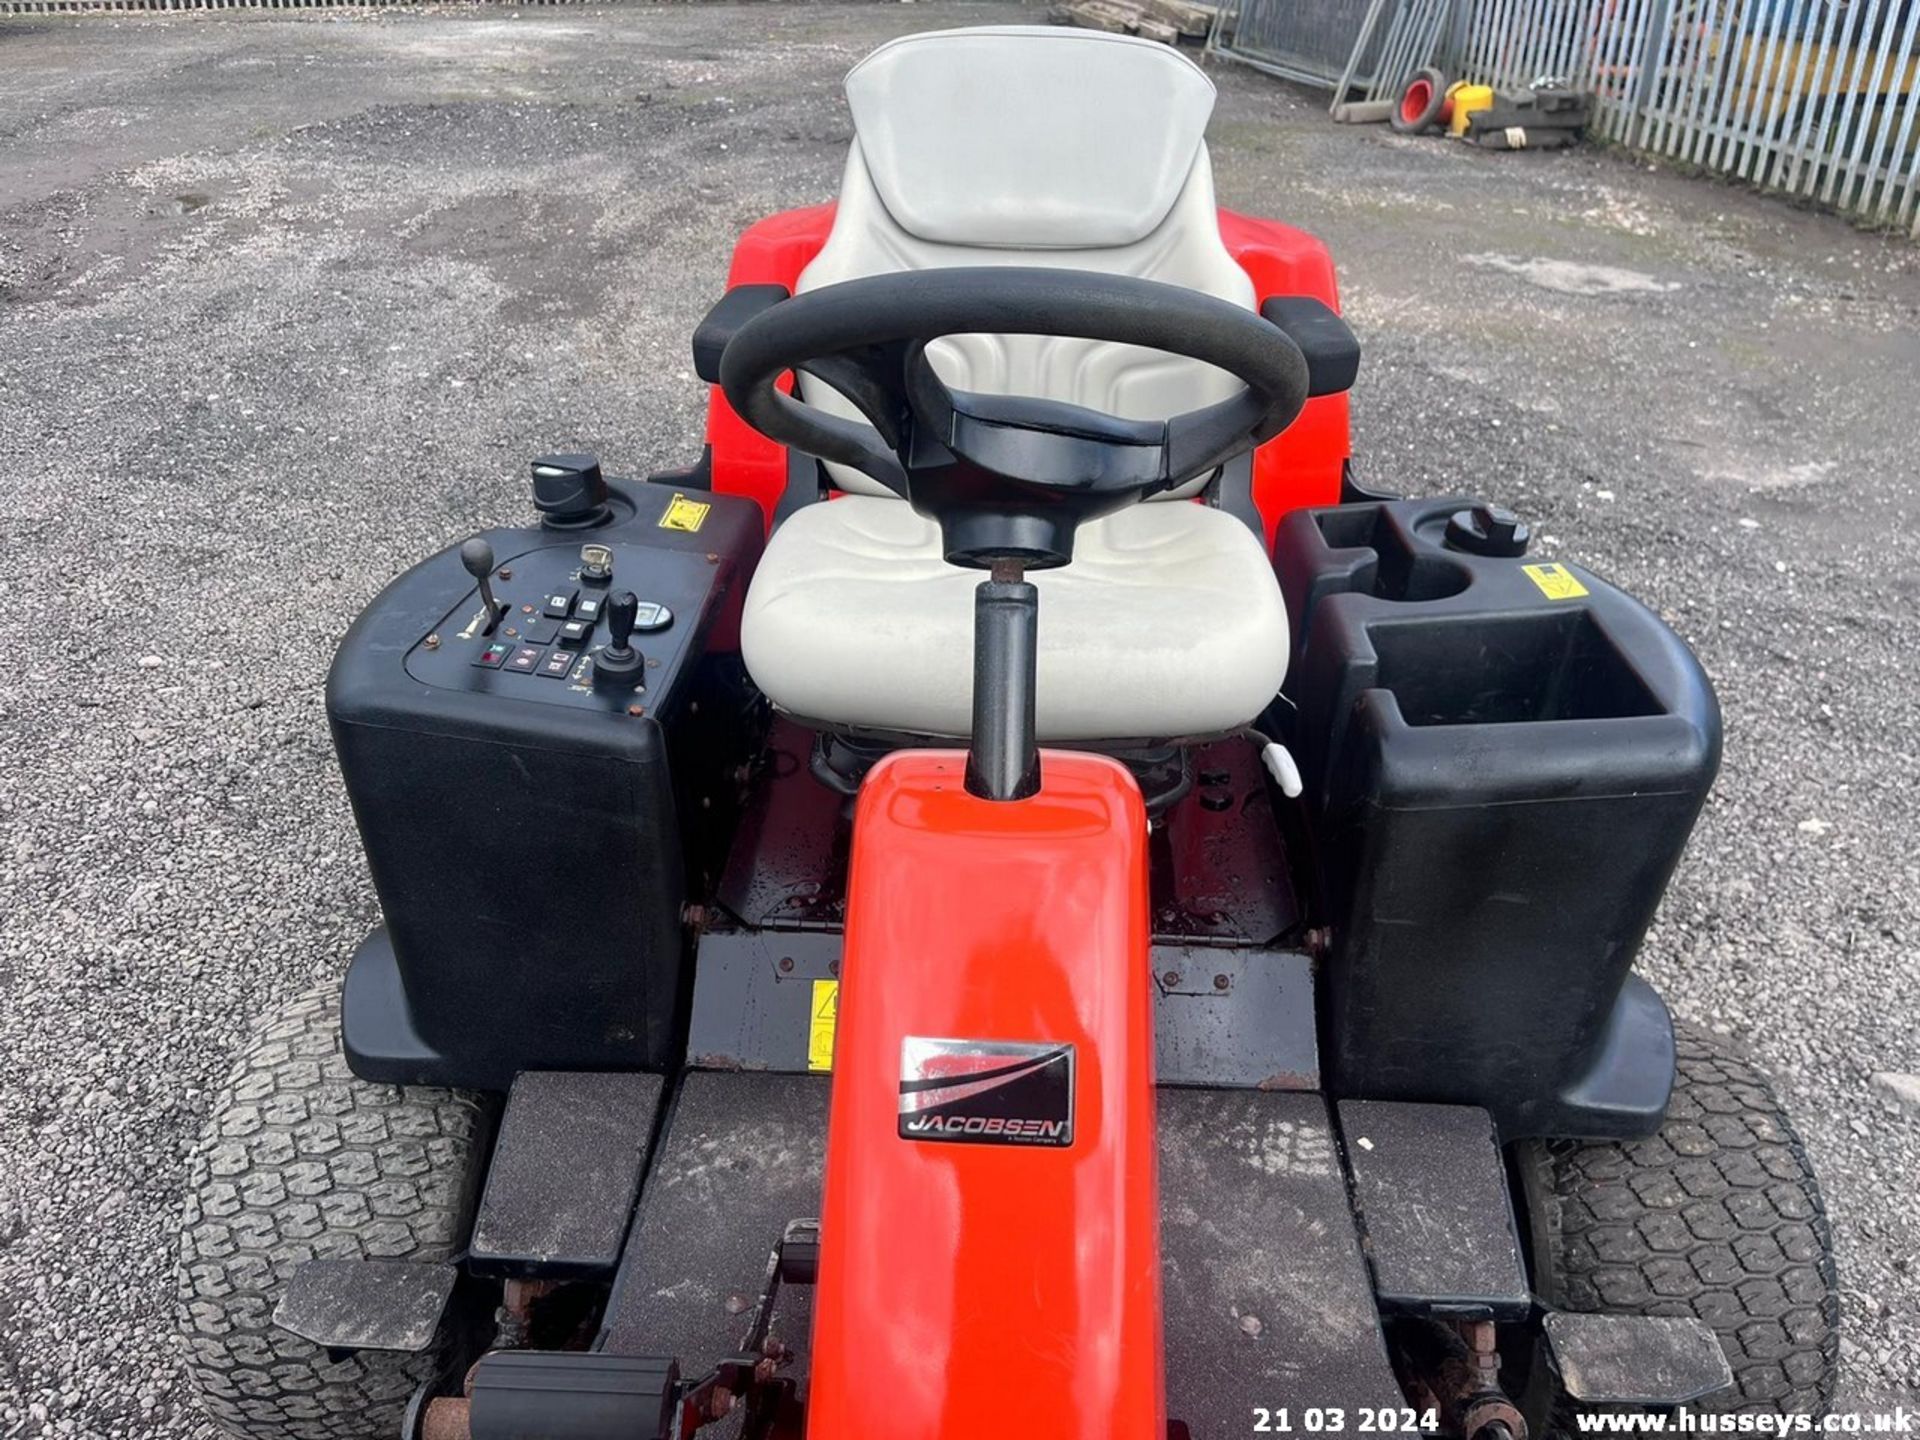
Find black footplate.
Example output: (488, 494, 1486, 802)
(600, 1078, 1420, 1433)
(470, 1071, 664, 1280)
(1339, 1100, 1530, 1319)
(465, 1351, 679, 1439)
(274, 1258, 455, 1354)
(598, 1072, 829, 1375)
(1160, 1090, 1412, 1435)
(1544, 1312, 1733, 1406)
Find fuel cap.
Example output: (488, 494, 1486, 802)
(1444, 503, 1531, 558)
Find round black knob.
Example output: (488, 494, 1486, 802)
(1443, 503, 1531, 558)
(460, 538, 504, 627)
(459, 537, 494, 579)
(531, 453, 610, 530)
(593, 590, 645, 686)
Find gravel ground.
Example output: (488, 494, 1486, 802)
(1, 3, 1917, 1434)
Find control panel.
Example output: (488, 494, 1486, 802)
(404, 537, 718, 714)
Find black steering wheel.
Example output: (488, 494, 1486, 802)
(718, 267, 1311, 569)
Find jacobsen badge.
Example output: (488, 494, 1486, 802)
(898, 1037, 1075, 1148)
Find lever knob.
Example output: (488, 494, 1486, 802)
(460, 538, 505, 626)
(607, 590, 639, 650)
(592, 590, 645, 687)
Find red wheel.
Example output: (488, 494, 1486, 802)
(1390, 66, 1451, 134)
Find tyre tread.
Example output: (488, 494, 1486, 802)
(176, 984, 487, 1440)
(1525, 1024, 1839, 1418)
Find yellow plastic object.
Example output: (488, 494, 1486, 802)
(1449, 83, 1494, 137)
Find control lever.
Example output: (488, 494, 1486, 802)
(461, 539, 505, 631)
(592, 590, 645, 687)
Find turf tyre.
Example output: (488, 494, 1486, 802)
(176, 982, 489, 1440)
(1517, 1023, 1839, 1425)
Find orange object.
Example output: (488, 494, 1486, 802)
(701, 202, 838, 532)
(1216, 208, 1353, 546)
(1401, 72, 1439, 126)
(806, 750, 1163, 1440)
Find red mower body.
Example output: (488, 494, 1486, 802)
(806, 750, 1163, 1440)
(704, 203, 1351, 550)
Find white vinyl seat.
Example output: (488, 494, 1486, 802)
(740, 25, 1291, 742)
(746, 496, 1288, 741)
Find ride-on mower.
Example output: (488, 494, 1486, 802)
(177, 25, 1840, 1440)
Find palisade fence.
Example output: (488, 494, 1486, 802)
(1213, 0, 1920, 237)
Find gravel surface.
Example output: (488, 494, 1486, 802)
(1, 3, 1916, 1434)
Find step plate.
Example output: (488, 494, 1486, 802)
(470, 1071, 664, 1279)
(1160, 1090, 1409, 1434)
(598, 1071, 829, 1388)
(274, 1258, 455, 1353)
(1338, 1100, 1531, 1318)
(1545, 1312, 1733, 1405)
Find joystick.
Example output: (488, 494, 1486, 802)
(592, 590, 645, 687)
(461, 538, 505, 630)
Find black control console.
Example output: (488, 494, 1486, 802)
(406, 536, 709, 711)
(327, 464, 765, 1089)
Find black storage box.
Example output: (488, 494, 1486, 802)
(327, 480, 763, 1090)
(1276, 499, 1720, 1139)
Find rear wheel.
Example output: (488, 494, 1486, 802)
(176, 983, 490, 1440)
(1516, 1024, 1839, 1427)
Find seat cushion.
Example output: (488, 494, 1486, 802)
(741, 497, 1289, 742)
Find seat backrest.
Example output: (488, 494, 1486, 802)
(796, 26, 1255, 499)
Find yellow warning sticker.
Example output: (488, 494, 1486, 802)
(659, 493, 711, 533)
(1521, 562, 1590, 600)
(807, 979, 838, 1073)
